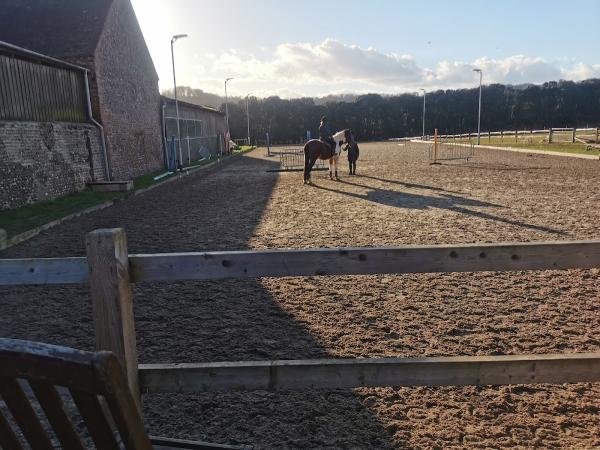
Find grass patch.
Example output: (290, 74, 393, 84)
(0, 190, 125, 238)
(0, 155, 225, 239)
(451, 137, 599, 157)
(189, 155, 220, 167)
(234, 146, 256, 153)
(133, 171, 170, 190)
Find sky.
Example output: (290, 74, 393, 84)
(131, 0, 600, 98)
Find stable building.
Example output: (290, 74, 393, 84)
(0, 0, 164, 181)
(161, 96, 227, 165)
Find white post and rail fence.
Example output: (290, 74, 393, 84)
(1, 228, 600, 408)
(420, 127, 599, 145)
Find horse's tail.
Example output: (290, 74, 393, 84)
(303, 142, 310, 181)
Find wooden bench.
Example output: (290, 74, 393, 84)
(0, 338, 250, 449)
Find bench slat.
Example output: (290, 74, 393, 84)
(0, 408, 23, 450)
(30, 381, 85, 450)
(70, 389, 120, 450)
(0, 377, 54, 450)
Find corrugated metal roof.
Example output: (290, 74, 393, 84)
(161, 96, 225, 116)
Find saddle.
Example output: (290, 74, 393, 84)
(320, 138, 338, 155)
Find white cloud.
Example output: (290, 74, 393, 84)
(270, 39, 425, 84)
(564, 62, 600, 80)
(177, 39, 599, 97)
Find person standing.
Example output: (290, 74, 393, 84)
(347, 140, 359, 175)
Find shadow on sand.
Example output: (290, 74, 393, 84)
(312, 176, 567, 237)
(0, 154, 397, 449)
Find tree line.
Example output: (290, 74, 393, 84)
(169, 79, 600, 143)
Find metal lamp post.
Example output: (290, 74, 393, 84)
(224, 77, 234, 151)
(246, 93, 252, 146)
(473, 68, 482, 145)
(419, 88, 426, 139)
(171, 33, 188, 169)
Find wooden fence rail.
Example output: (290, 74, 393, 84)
(2, 240, 600, 285)
(139, 353, 600, 394)
(129, 240, 600, 281)
(1, 228, 599, 406)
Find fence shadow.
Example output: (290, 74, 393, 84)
(315, 178, 567, 237)
(358, 174, 465, 196)
(462, 162, 552, 171)
(0, 153, 397, 449)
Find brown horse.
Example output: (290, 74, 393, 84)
(303, 129, 352, 184)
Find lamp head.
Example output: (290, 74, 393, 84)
(171, 34, 188, 43)
(472, 68, 482, 73)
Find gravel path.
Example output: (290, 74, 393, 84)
(1, 143, 599, 449)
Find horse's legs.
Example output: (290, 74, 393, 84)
(334, 155, 340, 180)
(305, 156, 317, 184)
(303, 152, 310, 183)
(328, 158, 333, 179)
(304, 151, 317, 184)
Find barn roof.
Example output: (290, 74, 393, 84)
(0, 0, 114, 58)
(161, 96, 226, 117)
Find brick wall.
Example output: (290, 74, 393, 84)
(93, 0, 165, 180)
(0, 121, 105, 210)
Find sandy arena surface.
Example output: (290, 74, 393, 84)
(1, 143, 599, 449)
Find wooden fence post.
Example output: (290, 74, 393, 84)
(500, 130, 503, 142)
(515, 130, 518, 144)
(596, 127, 599, 144)
(572, 128, 576, 143)
(0, 228, 6, 251)
(488, 131, 491, 143)
(86, 228, 140, 412)
(549, 127, 553, 143)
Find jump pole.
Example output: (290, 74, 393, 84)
(430, 128, 440, 165)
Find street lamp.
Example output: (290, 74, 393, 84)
(246, 93, 252, 146)
(171, 33, 188, 169)
(419, 88, 426, 139)
(224, 77, 234, 150)
(473, 68, 482, 145)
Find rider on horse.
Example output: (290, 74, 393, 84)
(319, 116, 337, 154)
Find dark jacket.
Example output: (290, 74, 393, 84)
(319, 122, 333, 140)
(347, 141, 359, 161)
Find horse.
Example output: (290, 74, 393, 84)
(303, 129, 352, 184)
